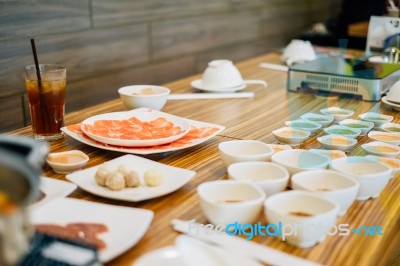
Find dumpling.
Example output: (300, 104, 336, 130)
(144, 169, 163, 187)
(105, 172, 125, 191)
(125, 170, 141, 187)
(95, 163, 114, 186)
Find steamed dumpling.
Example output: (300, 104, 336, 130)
(144, 169, 163, 187)
(105, 172, 125, 191)
(125, 170, 140, 187)
(95, 164, 115, 186)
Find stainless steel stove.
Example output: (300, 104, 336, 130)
(287, 56, 400, 101)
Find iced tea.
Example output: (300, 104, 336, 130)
(25, 65, 66, 141)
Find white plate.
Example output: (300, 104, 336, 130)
(191, 79, 246, 92)
(80, 108, 191, 147)
(31, 197, 153, 262)
(382, 96, 400, 111)
(134, 246, 185, 266)
(61, 115, 224, 155)
(66, 154, 196, 202)
(32, 177, 77, 208)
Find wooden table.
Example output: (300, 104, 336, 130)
(12, 52, 400, 266)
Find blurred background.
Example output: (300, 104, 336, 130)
(0, 0, 381, 133)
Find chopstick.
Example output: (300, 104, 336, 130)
(168, 92, 254, 100)
(171, 219, 321, 266)
(259, 63, 289, 72)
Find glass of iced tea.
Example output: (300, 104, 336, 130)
(24, 64, 66, 141)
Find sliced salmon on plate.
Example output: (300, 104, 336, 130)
(80, 109, 191, 147)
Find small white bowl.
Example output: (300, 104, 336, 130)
(197, 180, 266, 225)
(264, 190, 339, 248)
(266, 144, 292, 154)
(218, 140, 273, 167)
(271, 149, 330, 176)
(308, 149, 347, 160)
(300, 113, 334, 127)
(361, 141, 400, 158)
(331, 156, 392, 200)
(292, 170, 359, 216)
(339, 119, 374, 136)
(359, 112, 393, 127)
(118, 85, 170, 110)
(285, 119, 322, 133)
(46, 150, 89, 174)
(317, 135, 357, 152)
(320, 107, 354, 122)
(366, 155, 400, 178)
(324, 125, 361, 139)
(272, 127, 310, 146)
(368, 131, 400, 145)
(380, 122, 400, 133)
(228, 162, 289, 196)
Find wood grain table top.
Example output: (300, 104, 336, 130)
(11, 51, 400, 266)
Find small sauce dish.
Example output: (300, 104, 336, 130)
(339, 119, 374, 136)
(300, 112, 334, 127)
(266, 144, 292, 154)
(285, 119, 322, 133)
(324, 125, 361, 139)
(359, 112, 393, 127)
(320, 107, 354, 122)
(308, 149, 346, 160)
(218, 140, 273, 167)
(361, 141, 400, 158)
(366, 155, 400, 178)
(368, 131, 400, 145)
(317, 135, 357, 152)
(272, 127, 310, 146)
(380, 122, 400, 133)
(46, 150, 89, 174)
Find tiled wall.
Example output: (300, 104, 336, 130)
(0, 0, 341, 132)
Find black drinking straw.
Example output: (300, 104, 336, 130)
(30, 38, 48, 132)
(30, 39, 43, 93)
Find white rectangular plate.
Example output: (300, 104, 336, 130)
(32, 177, 77, 208)
(31, 197, 153, 262)
(66, 154, 196, 202)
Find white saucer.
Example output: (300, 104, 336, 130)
(382, 96, 400, 111)
(191, 79, 246, 92)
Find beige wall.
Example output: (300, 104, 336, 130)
(0, 0, 342, 132)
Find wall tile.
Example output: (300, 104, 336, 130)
(152, 11, 260, 60)
(0, 1, 90, 39)
(92, 0, 230, 27)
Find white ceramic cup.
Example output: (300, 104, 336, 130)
(282, 40, 316, 66)
(386, 79, 400, 103)
(201, 60, 244, 89)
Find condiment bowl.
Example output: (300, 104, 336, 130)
(320, 107, 354, 122)
(368, 131, 400, 145)
(46, 150, 89, 174)
(271, 149, 330, 176)
(339, 119, 374, 136)
(308, 149, 346, 160)
(324, 125, 361, 139)
(272, 127, 310, 146)
(266, 144, 292, 154)
(228, 162, 289, 196)
(264, 190, 339, 248)
(118, 85, 170, 110)
(359, 112, 393, 127)
(292, 170, 359, 216)
(285, 119, 322, 133)
(330, 156, 392, 200)
(300, 113, 334, 127)
(366, 155, 400, 178)
(197, 180, 266, 225)
(380, 122, 400, 133)
(317, 135, 357, 152)
(361, 141, 400, 158)
(218, 140, 273, 167)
